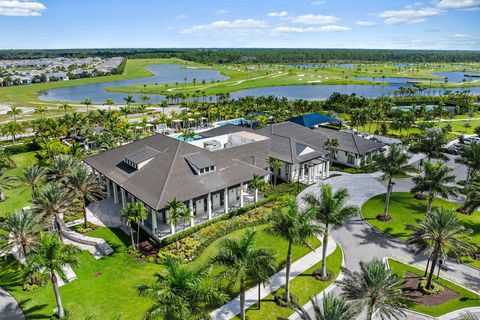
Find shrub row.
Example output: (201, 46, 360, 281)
(3, 141, 41, 155)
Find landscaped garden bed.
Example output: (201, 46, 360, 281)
(362, 192, 480, 268)
(388, 259, 479, 317)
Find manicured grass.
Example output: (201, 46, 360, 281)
(0, 227, 160, 319)
(362, 192, 480, 268)
(1, 222, 321, 319)
(233, 245, 343, 320)
(0, 151, 38, 218)
(388, 259, 480, 317)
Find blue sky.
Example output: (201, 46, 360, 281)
(0, 0, 479, 49)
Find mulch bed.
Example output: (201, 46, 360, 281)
(376, 214, 393, 222)
(402, 272, 459, 306)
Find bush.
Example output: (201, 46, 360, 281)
(4, 141, 41, 155)
(273, 289, 299, 308)
(418, 279, 444, 295)
(22, 283, 39, 292)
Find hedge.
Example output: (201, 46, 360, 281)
(3, 141, 41, 155)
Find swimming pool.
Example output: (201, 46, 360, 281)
(214, 118, 246, 126)
(175, 134, 202, 142)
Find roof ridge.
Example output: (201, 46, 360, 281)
(155, 140, 182, 210)
(351, 133, 361, 154)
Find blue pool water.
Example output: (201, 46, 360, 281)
(214, 118, 246, 126)
(176, 134, 202, 142)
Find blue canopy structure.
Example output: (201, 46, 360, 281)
(288, 113, 340, 128)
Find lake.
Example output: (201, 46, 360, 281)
(39, 64, 228, 103)
(39, 64, 480, 103)
(432, 71, 480, 83)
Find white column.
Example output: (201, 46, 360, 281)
(189, 199, 195, 227)
(151, 210, 157, 234)
(113, 182, 119, 204)
(240, 183, 244, 208)
(224, 188, 229, 213)
(169, 210, 176, 235)
(121, 189, 126, 209)
(307, 167, 312, 184)
(106, 178, 111, 197)
(326, 161, 330, 177)
(321, 162, 326, 179)
(207, 193, 212, 220)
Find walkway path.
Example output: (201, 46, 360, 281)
(0, 287, 25, 320)
(292, 173, 480, 320)
(210, 236, 337, 320)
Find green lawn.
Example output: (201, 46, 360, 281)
(388, 259, 480, 317)
(234, 245, 343, 320)
(1, 222, 321, 319)
(0, 151, 38, 218)
(362, 192, 480, 268)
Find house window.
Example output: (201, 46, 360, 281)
(347, 154, 355, 165)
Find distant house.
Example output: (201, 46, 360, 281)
(288, 113, 341, 129)
(48, 72, 69, 82)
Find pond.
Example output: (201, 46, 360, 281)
(39, 64, 228, 104)
(432, 71, 480, 83)
(353, 76, 431, 85)
(38, 64, 480, 103)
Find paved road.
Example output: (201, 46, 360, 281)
(0, 287, 24, 320)
(295, 173, 480, 319)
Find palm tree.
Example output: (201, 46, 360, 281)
(7, 106, 22, 123)
(323, 138, 339, 162)
(121, 202, 147, 250)
(104, 98, 115, 111)
(211, 229, 276, 320)
(295, 293, 359, 320)
(27, 232, 79, 318)
(337, 258, 407, 320)
(2, 121, 24, 144)
(0, 209, 42, 261)
(407, 208, 475, 290)
(303, 184, 358, 277)
(14, 164, 46, 198)
(456, 142, 480, 187)
(123, 94, 135, 106)
(270, 196, 323, 303)
(0, 167, 17, 201)
(82, 98, 92, 113)
(266, 156, 282, 185)
(137, 258, 227, 320)
(59, 103, 71, 116)
(66, 165, 105, 228)
(464, 173, 480, 214)
(373, 144, 410, 219)
(411, 161, 458, 215)
(410, 128, 447, 161)
(47, 155, 80, 182)
(33, 182, 72, 234)
(249, 174, 267, 204)
(165, 197, 188, 249)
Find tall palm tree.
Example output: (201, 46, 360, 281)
(123, 94, 135, 106)
(295, 293, 359, 320)
(407, 208, 475, 290)
(249, 174, 267, 204)
(270, 196, 323, 303)
(27, 232, 79, 319)
(47, 155, 80, 182)
(82, 98, 92, 113)
(0, 167, 17, 201)
(7, 106, 22, 123)
(59, 103, 71, 116)
(211, 229, 276, 320)
(337, 258, 407, 320)
(137, 259, 227, 320)
(456, 142, 480, 187)
(411, 128, 446, 161)
(373, 144, 410, 219)
(14, 164, 46, 198)
(266, 156, 282, 185)
(33, 182, 72, 234)
(121, 202, 147, 250)
(323, 138, 339, 162)
(303, 184, 358, 277)
(0, 209, 42, 261)
(464, 173, 480, 214)
(66, 165, 105, 228)
(1, 121, 24, 144)
(165, 197, 188, 249)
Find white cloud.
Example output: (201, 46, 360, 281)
(453, 33, 470, 38)
(290, 14, 340, 25)
(0, 0, 46, 16)
(176, 14, 188, 19)
(181, 19, 268, 34)
(216, 9, 228, 14)
(436, 0, 480, 9)
(356, 20, 376, 26)
(268, 10, 288, 17)
(311, 0, 326, 5)
(378, 7, 443, 24)
(271, 25, 350, 35)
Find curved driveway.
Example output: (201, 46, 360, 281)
(297, 173, 480, 291)
(0, 287, 24, 320)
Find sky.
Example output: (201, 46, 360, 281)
(0, 0, 479, 50)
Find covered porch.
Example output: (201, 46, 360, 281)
(296, 159, 330, 185)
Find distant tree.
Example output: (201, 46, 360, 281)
(7, 106, 22, 123)
(82, 98, 92, 113)
(411, 128, 447, 161)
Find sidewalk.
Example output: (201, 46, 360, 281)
(210, 236, 337, 320)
